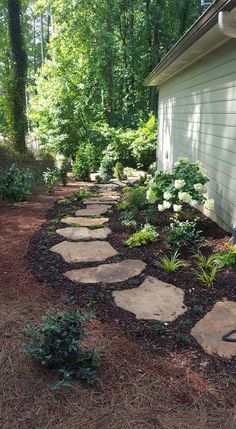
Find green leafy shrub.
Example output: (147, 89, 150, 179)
(72, 146, 91, 181)
(114, 162, 124, 180)
(0, 163, 33, 203)
(130, 114, 157, 170)
(120, 211, 137, 229)
(213, 243, 236, 268)
(23, 308, 104, 388)
(99, 152, 115, 180)
(43, 168, 58, 194)
(58, 161, 69, 186)
(147, 157, 214, 212)
(123, 185, 147, 212)
(125, 223, 159, 247)
(157, 251, 187, 272)
(165, 219, 203, 251)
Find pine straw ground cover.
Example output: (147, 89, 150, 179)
(0, 183, 235, 428)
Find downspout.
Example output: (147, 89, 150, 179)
(218, 10, 236, 37)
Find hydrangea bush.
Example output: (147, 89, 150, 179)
(147, 157, 214, 212)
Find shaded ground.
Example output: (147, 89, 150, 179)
(0, 182, 236, 429)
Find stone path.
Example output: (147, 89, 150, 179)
(113, 276, 187, 321)
(64, 260, 146, 284)
(61, 217, 109, 226)
(48, 182, 236, 359)
(51, 240, 117, 263)
(56, 226, 111, 241)
(191, 301, 236, 359)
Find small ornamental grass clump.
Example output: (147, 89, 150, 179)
(125, 223, 159, 247)
(147, 157, 214, 213)
(23, 307, 105, 389)
(193, 250, 219, 287)
(157, 251, 187, 273)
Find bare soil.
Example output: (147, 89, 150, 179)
(1, 182, 236, 429)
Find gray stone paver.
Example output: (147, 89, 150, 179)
(64, 259, 146, 284)
(61, 217, 109, 226)
(50, 240, 117, 263)
(75, 204, 112, 217)
(112, 276, 187, 321)
(191, 301, 236, 359)
(56, 226, 111, 241)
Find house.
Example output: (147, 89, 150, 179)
(145, 0, 236, 232)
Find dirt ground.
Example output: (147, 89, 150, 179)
(0, 182, 236, 429)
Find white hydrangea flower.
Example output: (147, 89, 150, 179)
(178, 192, 192, 203)
(204, 199, 214, 211)
(194, 183, 207, 194)
(173, 204, 182, 212)
(146, 189, 157, 204)
(163, 200, 172, 209)
(174, 179, 185, 189)
(177, 157, 190, 163)
(190, 200, 198, 206)
(158, 204, 164, 212)
(163, 191, 172, 200)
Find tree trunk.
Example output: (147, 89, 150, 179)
(7, 0, 27, 153)
(105, 0, 114, 126)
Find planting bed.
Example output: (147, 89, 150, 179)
(27, 186, 236, 374)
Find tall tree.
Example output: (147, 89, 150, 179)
(7, 0, 28, 152)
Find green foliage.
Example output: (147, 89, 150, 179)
(72, 146, 91, 181)
(43, 168, 58, 194)
(213, 243, 236, 268)
(23, 307, 104, 387)
(125, 223, 159, 247)
(193, 250, 218, 270)
(193, 250, 220, 287)
(176, 333, 192, 347)
(129, 114, 157, 170)
(157, 251, 187, 272)
(0, 163, 32, 203)
(147, 158, 213, 212)
(165, 219, 203, 251)
(120, 211, 138, 229)
(58, 161, 69, 186)
(122, 185, 148, 213)
(114, 162, 124, 180)
(195, 266, 219, 288)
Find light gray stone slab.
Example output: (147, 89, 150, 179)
(64, 259, 146, 284)
(56, 227, 111, 241)
(113, 276, 187, 321)
(50, 241, 117, 263)
(75, 204, 112, 217)
(61, 217, 109, 227)
(83, 199, 118, 205)
(191, 301, 236, 359)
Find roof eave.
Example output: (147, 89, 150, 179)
(145, 0, 236, 86)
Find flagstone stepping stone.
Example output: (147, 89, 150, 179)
(64, 259, 146, 284)
(112, 276, 187, 321)
(56, 226, 111, 241)
(83, 198, 118, 205)
(50, 241, 117, 263)
(191, 301, 236, 359)
(61, 217, 109, 227)
(75, 204, 112, 217)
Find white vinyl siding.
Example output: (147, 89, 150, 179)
(158, 38, 236, 231)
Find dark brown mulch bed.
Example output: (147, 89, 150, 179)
(27, 187, 236, 375)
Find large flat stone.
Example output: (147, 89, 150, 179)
(191, 301, 236, 359)
(64, 259, 146, 284)
(83, 198, 118, 205)
(50, 241, 117, 263)
(56, 227, 111, 241)
(61, 217, 109, 227)
(113, 276, 187, 321)
(75, 204, 112, 217)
